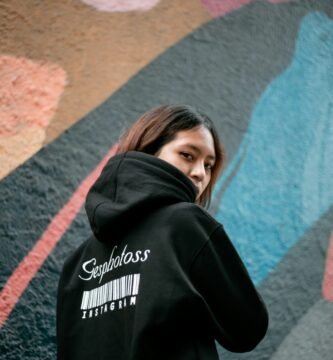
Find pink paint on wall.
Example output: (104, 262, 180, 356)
(201, 0, 293, 18)
(0, 55, 66, 136)
(0, 144, 118, 327)
(268, 0, 293, 3)
(0, 55, 66, 179)
(81, 0, 160, 12)
(200, 0, 253, 17)
(323, 232, 333, 302)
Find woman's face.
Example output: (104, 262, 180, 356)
(156, 125, 216, 200)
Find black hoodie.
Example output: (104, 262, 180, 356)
(57, 151, 268, 360)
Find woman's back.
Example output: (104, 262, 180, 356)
(57, 151, 268, 359)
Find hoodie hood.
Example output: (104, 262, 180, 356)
(85, 151, 197, 242)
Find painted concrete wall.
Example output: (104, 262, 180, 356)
(1, 1, 332, 359)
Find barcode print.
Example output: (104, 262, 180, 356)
(81, 274, 140, 310)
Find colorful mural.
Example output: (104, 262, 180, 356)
(1, 0, 332, 359)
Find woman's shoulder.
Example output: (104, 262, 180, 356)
(164, 202, 221, 235)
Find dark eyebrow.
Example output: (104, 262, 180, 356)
(184, 144, 216, 161)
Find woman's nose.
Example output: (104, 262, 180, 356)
(190, 162, 205, 181)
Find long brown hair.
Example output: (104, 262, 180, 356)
(117, 104, 225, 208)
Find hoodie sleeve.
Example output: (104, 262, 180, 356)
(189, 225, 269, 352)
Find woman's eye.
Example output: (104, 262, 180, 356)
(180, 152, 193, 160)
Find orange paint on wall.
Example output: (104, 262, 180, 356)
(0, 55, 66, 178)
(323, 232, 333, 301)
(0, 0, 212, 155)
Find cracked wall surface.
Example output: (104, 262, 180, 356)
(0, 1, 332, 359)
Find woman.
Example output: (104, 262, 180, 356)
(57, 105, 268, 360)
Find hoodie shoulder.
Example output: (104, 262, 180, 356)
(159, 202, 221, 266)
(166, 202, 220, 235)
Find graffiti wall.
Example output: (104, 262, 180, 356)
(1, 0, 332, 359)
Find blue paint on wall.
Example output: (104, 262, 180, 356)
(214, 12, 333, 285)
